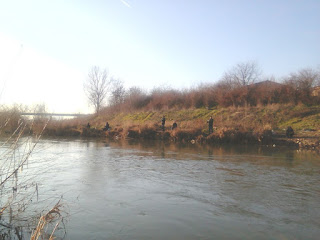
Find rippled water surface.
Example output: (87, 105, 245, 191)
(21, 139, 320, 239)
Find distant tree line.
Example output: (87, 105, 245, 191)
(84, 62, 320, 114)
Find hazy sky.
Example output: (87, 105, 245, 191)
(0, 0, 319, 113)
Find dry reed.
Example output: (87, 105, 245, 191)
(30, 201, 64, 240)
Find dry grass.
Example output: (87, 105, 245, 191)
(0, 107, 69, 239)
(31, 201, 64, 240)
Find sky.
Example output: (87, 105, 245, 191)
(0, 0, 319, 113)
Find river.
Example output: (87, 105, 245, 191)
(2, 138, 320, 239)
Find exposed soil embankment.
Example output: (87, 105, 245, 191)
(42, 124, 319, 153)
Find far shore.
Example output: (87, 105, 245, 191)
(1, 104, 319, 154)
(38, 123, 319, 153)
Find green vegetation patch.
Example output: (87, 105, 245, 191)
(122, 112, 151, 122)
(279, 114, 320, 131)
(77, 104, 320, 139)
(191, 108, 211, 119)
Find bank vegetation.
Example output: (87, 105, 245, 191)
(0, 109, 66, 239)
(1, 65, 320, 152)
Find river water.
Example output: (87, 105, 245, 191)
(3, 138, 320, 239)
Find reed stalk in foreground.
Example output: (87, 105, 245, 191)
(31, 200, 65, 240)
(1, 110, 67, 239)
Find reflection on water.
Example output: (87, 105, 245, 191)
(9, 138, 320, 239)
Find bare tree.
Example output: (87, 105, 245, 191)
(124, 87, 149, 110)
(222, 61, 262, 86)
(285, 68, 319, 89)
(110, 79, 126, 106)
(283, 68, 320, 104)
(84, 66, 113, 114)
(218, 61, 262, 108)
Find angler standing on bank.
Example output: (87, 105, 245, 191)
(208, 116, 213, 134)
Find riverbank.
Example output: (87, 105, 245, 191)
(38, 104, 320, 153)
(58, 125, 319, 152)
(1, 104, 319, 153)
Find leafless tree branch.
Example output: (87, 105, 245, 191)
(84, 66, 114, 114)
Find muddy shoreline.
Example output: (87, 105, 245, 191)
(39, 126, 320, 154)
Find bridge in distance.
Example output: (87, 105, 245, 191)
(20, 112, 89, 117)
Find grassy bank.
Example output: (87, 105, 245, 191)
(88, 104, 320, 135)
(1, 104, 319, 151)
(32, 104, 320, 152)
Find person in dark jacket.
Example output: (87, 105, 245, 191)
(207, 116, 213, 134)
(286, 126, 294, 138)
(172, 120, 177, 130)
(161, 116, 166, 131)
(103, 122, 110, 131)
